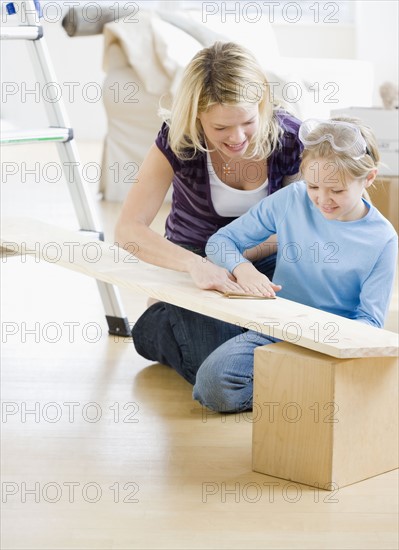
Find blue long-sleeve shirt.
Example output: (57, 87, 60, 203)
(206, 182, 398, 328)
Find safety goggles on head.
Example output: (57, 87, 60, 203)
(299, 119, 368, 160)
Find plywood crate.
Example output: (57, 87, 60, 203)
(253, 342, 398, 489)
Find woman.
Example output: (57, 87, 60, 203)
(115, 41, 302, 289)
(117, 42, 303, 381)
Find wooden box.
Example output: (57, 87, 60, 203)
(252, 342, 398, 489)
(369, 177, 399, 234)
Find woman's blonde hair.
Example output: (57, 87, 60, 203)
(300, 116, 380, 182)
(160, 41, 282, 160)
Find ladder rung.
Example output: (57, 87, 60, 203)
(0, 128, 73, 145)
(0, 26, 43, 40)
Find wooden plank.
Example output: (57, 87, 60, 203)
(1, 217, 398, 358)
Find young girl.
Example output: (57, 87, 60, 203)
(190, 117, 398, 413)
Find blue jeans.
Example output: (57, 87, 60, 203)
(193, 330, 278, 413)
(132, 252, 277, 413)
(132, 303, 277, 412)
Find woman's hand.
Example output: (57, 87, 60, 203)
(233, 262, 282, 298)
(187, 256, 244, 293)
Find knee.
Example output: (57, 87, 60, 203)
(131, 313, 148, 356)
(193, 354, 253, 414)
(131, 302, 167, 358)
(131, 315, 146, 356)
(192, 333, 276, 413)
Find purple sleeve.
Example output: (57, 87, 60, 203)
(268, 111, 303, 194)
(155, 122, 181, 172)
(279, 130, 303, 177)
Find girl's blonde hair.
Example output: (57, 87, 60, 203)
(160, 41, 282, 160)
(300, 116, 380, 182)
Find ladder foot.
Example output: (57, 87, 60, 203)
(106, 316, 132, 338)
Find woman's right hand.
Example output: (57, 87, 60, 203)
(187, 256, 244, 293)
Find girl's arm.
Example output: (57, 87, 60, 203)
(355, 235, 398, 327)
(205, 196, 283, 297)
(243, 172, 302, 262)
(115, 144, 243, 293)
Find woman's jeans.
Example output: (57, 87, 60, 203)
(132, 253, 277, 413)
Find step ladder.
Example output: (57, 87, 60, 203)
(0, 0, 131, 337)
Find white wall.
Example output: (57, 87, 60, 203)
(355, 0, 399, 106)
(275, 24, 355, 59)
(0, 8, 107, 141)
(1, 1, 396, 140)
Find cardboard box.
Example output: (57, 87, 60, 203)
(331, 107, 399, 176)
(368, 177, 399, 234)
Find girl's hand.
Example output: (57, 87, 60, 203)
(187, 256, 245, 293)
(233, 262, 282, 298)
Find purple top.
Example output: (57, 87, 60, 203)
(156, 110, 302, 248)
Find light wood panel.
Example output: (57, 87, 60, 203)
(1, 217, 398, 359)
(253, 342, 399, 489)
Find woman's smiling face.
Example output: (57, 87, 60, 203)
(198, 103, 259, 158)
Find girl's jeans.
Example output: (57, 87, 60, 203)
(132, 253, 278, 413)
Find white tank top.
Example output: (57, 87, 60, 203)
(207, 152, 269, 217)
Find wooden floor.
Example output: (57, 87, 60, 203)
(1, 142, 398, 550)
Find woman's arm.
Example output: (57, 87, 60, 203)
(115, 144, 243, 292)
(243, 234, 278, 262)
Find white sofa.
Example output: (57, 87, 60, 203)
(67, 8, 374, 201)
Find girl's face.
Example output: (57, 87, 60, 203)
(303, 158, 376, 222)
(198, 103, 259, 158)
